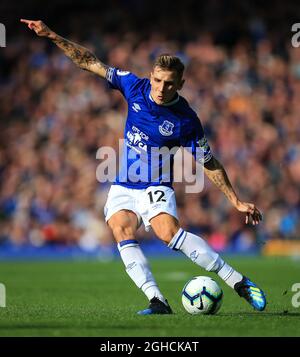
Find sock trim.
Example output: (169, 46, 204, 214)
(118, 239, 139, 251)
(168, 229, 186, 251)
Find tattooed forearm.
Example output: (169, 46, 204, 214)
(51, 34, 107, 77)
(53, 36, 93, 67)
(204, 157, 239, 207)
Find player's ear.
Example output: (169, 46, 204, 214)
(178, 78, 185, 90)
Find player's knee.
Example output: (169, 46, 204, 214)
(111, 225, 135, 242)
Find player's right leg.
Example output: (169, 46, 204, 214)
(104, 186, 172, 315)
(150, 213, 266, 312)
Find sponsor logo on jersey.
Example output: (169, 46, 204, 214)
(132, 126, 149, 140)
(159, 120, 174, 136)
(126, 126, 148, 152)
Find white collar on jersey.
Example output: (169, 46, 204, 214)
(149, 93, 180, 106)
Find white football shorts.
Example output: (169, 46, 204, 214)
(104, 184, 178, 231)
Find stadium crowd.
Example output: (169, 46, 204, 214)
(0, 1, 299, 254)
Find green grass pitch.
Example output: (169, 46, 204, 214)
(0, 256, 299, 337)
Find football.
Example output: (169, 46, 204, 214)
(182, 276, 223, 315)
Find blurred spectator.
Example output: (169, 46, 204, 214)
(0, 0, 299, 253)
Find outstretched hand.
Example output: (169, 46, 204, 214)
(20, 19, 53, 38)
(236, 201, 263, 225)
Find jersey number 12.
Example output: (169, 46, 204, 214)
(147, 190, 166, 204)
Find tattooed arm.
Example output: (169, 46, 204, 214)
(20, 19, 107, 78)
(204, 156, 263, 225)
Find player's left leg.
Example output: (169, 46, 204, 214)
(108, 210, 172, 315)
(150, 213, 266, 311)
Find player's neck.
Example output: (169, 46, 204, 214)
(149, 93, 179, 106)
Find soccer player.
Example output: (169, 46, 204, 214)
(21, 19, 267, 314)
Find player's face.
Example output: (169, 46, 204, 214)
(150, 66, 184, 105)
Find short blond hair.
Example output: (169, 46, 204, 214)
(153, 54, 185, 79)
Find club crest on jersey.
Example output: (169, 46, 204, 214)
(159, 120, 174, 136)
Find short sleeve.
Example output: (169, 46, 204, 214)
(106, 67, 141, 100)
(182, 118, 213, 164)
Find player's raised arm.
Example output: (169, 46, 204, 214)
(204, 156, 263, 225)
(20, 19, 108, 78)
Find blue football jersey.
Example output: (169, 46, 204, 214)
(105, 67, 212, 189)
